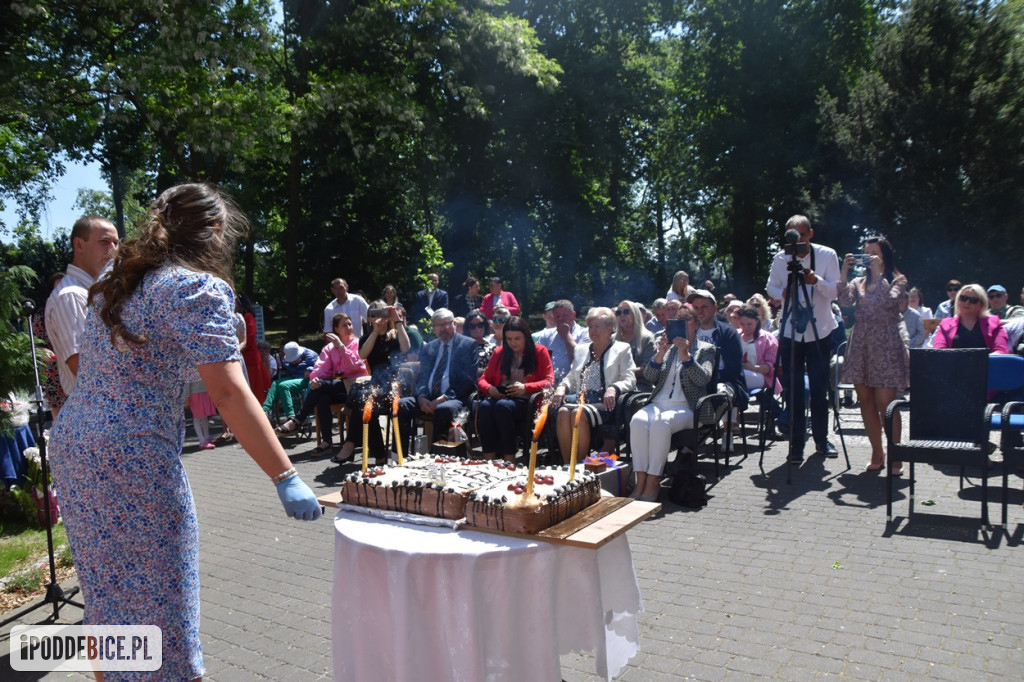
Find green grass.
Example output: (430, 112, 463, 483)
(0, 518, 71, 582)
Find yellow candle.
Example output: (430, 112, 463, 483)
(392, 418, 404, 466)
(525, 403, 550, 497)
(568, 400, 584, 482)
(361, 398, 373, 474)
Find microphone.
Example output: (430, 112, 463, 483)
(20, 299, 36, 314)
(784, 229, 800, 245)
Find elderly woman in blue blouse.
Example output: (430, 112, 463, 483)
(550, 307, 637, 463)
(629, 305, 715, 501)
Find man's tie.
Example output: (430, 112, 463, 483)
(431, 343, 449, 397)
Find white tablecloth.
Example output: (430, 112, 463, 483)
(332, 510, 643, 682)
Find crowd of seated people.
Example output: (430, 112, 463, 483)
(220, 265, 1022, 501)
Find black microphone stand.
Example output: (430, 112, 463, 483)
(769, 244, 850, 484)
(1, 303, 83, 626)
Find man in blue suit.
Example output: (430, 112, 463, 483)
(413, 273, 449, 327)
(398, 308, 477, 448)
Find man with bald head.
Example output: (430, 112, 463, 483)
(45, 216, 119, 405)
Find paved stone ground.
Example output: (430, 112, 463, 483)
(3, 404, 1024, 681)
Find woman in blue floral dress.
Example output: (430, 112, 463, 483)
(49, 184, 321, 682)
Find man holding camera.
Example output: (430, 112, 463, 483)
(766, 215, 841, 464)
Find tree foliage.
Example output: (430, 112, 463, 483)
(3, 0, 1024, 324)
(820, 0, 1024, 295)
(656, 0, 878, 295)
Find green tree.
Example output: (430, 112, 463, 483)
(271, 0, 562, 333)
(820, 0, 1024, 293)
(658, 0, 878, 295)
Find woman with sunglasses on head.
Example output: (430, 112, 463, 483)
(463, 309, 496, 377)
(839, 237, 910, 473)
(932, 284, 1008, 353)
(477, 316, 554, 462)
(746, 293, 773, 331)
(613, 300, 657, 391)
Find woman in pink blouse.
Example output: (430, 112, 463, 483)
(277, 313, 368, 453)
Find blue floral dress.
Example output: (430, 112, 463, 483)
(50, 264, 240, 681)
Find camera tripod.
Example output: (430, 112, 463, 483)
(1, 304, 83, 626)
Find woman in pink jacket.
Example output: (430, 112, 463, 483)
(736, 305, 780, 393)
(932, 284, 1008, 353)
(278, 313, 368, 453)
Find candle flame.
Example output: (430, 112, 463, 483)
(392, 393, 399, 417)
(362, 399, 373, 423)
(532, 402, 550, 442)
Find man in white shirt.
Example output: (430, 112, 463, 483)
(766, 214, 840, 463)
(323, 278, 368, 336)
(45, 216, 119, 405)
(534, 299, 590, 383)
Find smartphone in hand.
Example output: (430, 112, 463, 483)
(666, 318, 688, 342)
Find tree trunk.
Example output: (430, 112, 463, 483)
(729, 190, 757, 297)
(109, 159, 125, 239)
(285, 143, 302, 338)
(655, 198, 665, 288)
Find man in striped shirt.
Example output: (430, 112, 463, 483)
(45, 216, 119, 407)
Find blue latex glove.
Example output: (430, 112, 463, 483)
(276, 475, 323, 520)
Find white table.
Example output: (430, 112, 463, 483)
(331, 510, 643, 681)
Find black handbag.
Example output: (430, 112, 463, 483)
(669, 473, 708, 508)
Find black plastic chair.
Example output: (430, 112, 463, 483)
(884, 348, 993, 527)
(669, 390, 734, 484)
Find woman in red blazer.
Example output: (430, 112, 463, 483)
(476, 316, 554, 461)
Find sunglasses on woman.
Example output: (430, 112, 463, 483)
(960, 296, 982, 305)
(614, 309, 631, 316)
(492, 316, 509, 324)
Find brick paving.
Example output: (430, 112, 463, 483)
(3, 404, 1024, 681)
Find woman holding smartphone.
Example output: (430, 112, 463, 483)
(628, 304, 715, 501)
(838, 237, 909, 473)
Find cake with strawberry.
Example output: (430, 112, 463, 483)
(340, 457, 601, 533)
(340, 456, 521, 520)
(463, 467, 602, 534)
